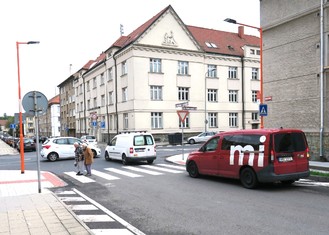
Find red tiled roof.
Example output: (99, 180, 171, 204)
(109, 5, 259, 57)
(48, 95, 60, 105)
(0, 120, 8, 126)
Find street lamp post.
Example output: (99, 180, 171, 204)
(16, 41, 40, 174)
(224, 18, 264, 129)
(205, 68, 216, 132)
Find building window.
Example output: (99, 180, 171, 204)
(256, 50, 260, 55)
(178, 87, 189, 101)
(207, 65, 217, 78)
(250, 49, 255, 55)
(100, 73, 105, 85)
(151, 112, 163, 129)
(122, 61, 127, 75)
(208, 89, 218, 102)
(108, 67, 113, 81)
(229, 90, 238, 102)
(93, 97, 97, 108)
(101, 95, 105, 106)
(109, 92, 113, 105)
(110, 115, 113, 130)
(150, 58, 162, 73)
(150, 86, 162, 100)
(178, 61, 189, 75)
(179, 114, 189, 128)
(87, 100, 90, 109)
(80, 102, 83, 112)
(79, 84, 83, 94)
(229, 113, 238, 127)
(86, 82, 90, 92)
(252, 90, 258, 103)
(252, 112, 259, 121)
(93, 77, 97, 88)
(228, 67, 237, 79)
(208, 113, 217, 128)
(252, 68, 259, 80)
(123, 113, 128, 129)
(122, 87, 128, 102)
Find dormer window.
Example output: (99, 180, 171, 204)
(205, 42, 217, 48)
(228, 45, 234, 51)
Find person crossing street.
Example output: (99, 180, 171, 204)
(82, 143, 94, 176)
(73, 142, 84, 175)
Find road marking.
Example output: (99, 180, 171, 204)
(92, 170, 120, 180)
(141, 165, 183, 173)
(105, 168, 143, 178)
(56, 190, 76, 195)
(73, 188, 146, 235)
(68, 204, 98, 210)
(123, 166, 163, 175)
(156, 163, 186, 171)
(59, 196, 86, 202)
(64, 172, 95, 183)
(92, 229, 135, 235)
(78, 214, 114, 222)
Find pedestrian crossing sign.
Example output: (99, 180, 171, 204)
(259, 104, 268, 116)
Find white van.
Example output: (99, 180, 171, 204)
(104, 132, 156, 165)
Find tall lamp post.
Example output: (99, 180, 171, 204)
(224, 18, 264, 129)
(16, 41, 40, 174)
(205, 68, 216, 132)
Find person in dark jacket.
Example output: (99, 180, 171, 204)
(74, 142, 84, 175)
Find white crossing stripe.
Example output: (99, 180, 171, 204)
(141, 165, 183, 173)
(105, 168, 143, 178)
(68, 204, 98, 210)
(92, 229, 135, 235)
(64, 172, 95, 183)
(59, 197, 86, 202)
(156, 163, 186, 171)
(123, 166, 163, 175)
(78, 214, 114, 222)
(56, 191, 76, 195)
(92, 170, 120, 180)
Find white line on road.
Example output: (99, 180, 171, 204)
(156, 163, 186, 171)
(141, 165, 183, 173)
(64, 172, 95, 183)
(123, 166, 163, 175)
(78, 214, 114, 222)
(104, 168, 143, 178)
(92, 170, 120, 180)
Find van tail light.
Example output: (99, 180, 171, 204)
(306, 147, 310, 159)
(270, 150, 275, 162)
(43, 145, 51, 149)
(130, 147, 134, 154)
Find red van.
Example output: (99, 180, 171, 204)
(186, 128, 310, 188)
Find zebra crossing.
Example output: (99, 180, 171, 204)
(64, 164, 186, 183)
(55, 188, 145, 235)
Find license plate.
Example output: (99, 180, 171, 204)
(278, 156, 293, 162)
(134, 148, 145, 152)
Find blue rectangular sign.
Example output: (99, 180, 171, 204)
(259, 104, 268, 116)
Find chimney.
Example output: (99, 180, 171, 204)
(238, 26, 244, 38)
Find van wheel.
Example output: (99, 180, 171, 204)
(122, 154, 128, 165)
(47, 152, 58, 162)
(104, 152, 110, 161)
(147, 160, 154, 164)
(240, 167, 258, 189)
(187, 161, 199, 178)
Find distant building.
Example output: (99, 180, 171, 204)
(39, 95, 60, 137)
(260, 0, 328, 160)
(59, 5, 261, 142)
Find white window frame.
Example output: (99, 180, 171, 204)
(108, 68, 113, 81)
(150, 58, 162, 73)
(150, 86, 162, 100)
(252, 90, 258, 103)
(252, 68, 259, 80)
(229, 90, 238, 102)
(93, 97, 97, 108)
(207, 65, 217, 78)
(179, 114, 189, 128)
(228, 67, 238, 79)
(178, 61, 189, 75)
(122, 87, 128, 102)
(229, 113, 238, 127)
(122, 61, 127, 75)
(151, 112, 163, 129)
(100, 73, 105, 85)
(101, 95, 105, 106)
(109, 91, 113, 105)
(123, 113, 128, 130)
(178, 87, 189, 101)
(208, 113, 217, 128)
(208, 89, 218, 102)
(252, 112, 259, 121)
(93, 77, 97, 88)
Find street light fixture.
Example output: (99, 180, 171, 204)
(205, 68, 216, 132)
(224, 18, 264, 129)
(16, 40, 40, 174)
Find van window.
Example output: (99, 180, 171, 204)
(110, 137, 117, 146)
(221, 135, 262, 150)
(204, 137, 219, 151)
(134, 135, 154, 146)
(274, 133, 306, 153)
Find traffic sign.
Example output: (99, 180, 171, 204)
(175, 102, 189, 108)
(259, 104, 268, 116)
(182, 106, 197, 110)
(177, 110, 189, 122)
(10, 124, 16, 129)
(100, 121, 105, 128)
(92, 121, 97, 127)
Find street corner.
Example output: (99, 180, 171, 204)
(41, 171, 67, 187)
(166, 154, 187, 166)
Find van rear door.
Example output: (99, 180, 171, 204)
(272, 131, 309, 175)
(132, 135, 155, 157)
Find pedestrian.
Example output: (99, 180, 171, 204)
(74, 142, 84, 175)
(82, 143, 94, 176)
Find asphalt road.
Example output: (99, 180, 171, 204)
(1, 145, 329, 234)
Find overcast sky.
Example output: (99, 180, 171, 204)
(0, 0, 260, 116)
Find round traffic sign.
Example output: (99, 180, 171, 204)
(22, 91, 48, 115)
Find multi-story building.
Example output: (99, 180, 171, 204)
(260, 0, 328, 160)
(71, 5, 260, 142)
(39, 95, 61, 137)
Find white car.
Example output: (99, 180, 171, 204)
(187, 131, 217, 144)
(81, 135, 97, 145)
(40, 137, 101, 162)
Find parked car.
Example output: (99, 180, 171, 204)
(17, 138, 36, 152)
(104, 132, 156, 165)
(81, 135, 97, 145)
(186, 128, 310, 189)
(40, 137, 101, 162)
(187, 131, 217, 144)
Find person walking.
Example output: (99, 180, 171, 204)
(74, 142, 84, 175)
(82, 143, 94, 176)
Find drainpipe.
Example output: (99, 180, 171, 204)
(104, 60, 110, 142)
(83, 74, 87, 135)
(320, 0, 324, 159)
(241, 56, 245, 129)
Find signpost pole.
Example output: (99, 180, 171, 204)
(33, 91, 42, 193)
